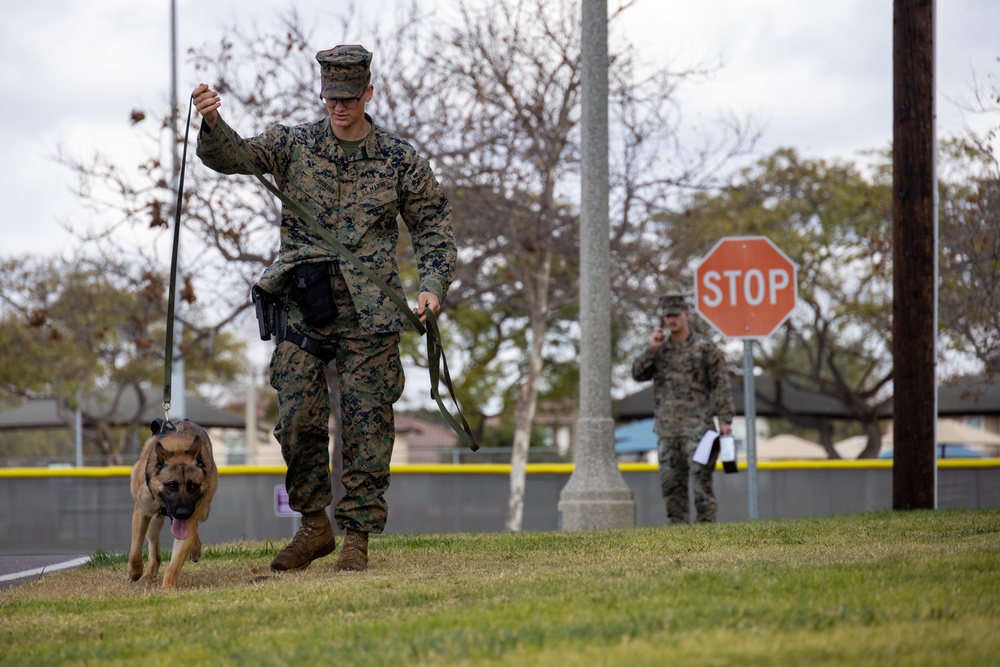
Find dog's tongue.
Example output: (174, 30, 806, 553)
(171, 518, 190, 541)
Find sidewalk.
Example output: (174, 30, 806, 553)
(0, 554, 90, 591)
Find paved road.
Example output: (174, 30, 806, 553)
(0, 555, 90, 591)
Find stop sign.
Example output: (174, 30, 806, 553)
(694, 236, 797, 338)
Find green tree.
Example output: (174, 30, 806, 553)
(0, 256, 245, 462)
(938, 138, 1000, 378)
(659, 148, 894, 458)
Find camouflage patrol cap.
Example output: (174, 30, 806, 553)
(659, 293, 690, 316)
(316, 45, 372, 98)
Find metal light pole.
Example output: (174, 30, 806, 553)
(168, 0, 185, 419)
(557, 0, 636, 530)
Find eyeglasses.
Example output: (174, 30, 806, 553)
(321, 94, 364, 110)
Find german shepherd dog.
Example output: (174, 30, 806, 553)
(128, 419, 218, 590)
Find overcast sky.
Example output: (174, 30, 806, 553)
(3, 0, 998, 259)
(2, 0, 997, 408)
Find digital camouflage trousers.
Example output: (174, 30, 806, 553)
(270, 272, 404, 534)
(657, 435, 718, 523)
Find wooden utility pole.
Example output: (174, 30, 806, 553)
(892, 0, 937, 509)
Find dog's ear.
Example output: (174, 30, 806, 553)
(186, 436, 210, 471)
(184, 438, 202, 458)
(155, 441, 171, 465)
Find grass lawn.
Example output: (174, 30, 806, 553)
(1, 509, 998, 666)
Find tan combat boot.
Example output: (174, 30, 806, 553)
(337, 529, 369, 571)
(270, 510, 336, 571)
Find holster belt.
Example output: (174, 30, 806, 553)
(278, 328, 335, 364)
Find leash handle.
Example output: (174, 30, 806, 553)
(424, 310, 477, 450)
(162, 95, 196, 424)
(215, 116, 479, 451)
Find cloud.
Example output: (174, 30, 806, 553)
(2, 0, 998, 259)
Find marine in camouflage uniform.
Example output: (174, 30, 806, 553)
(631, 294, 734, 523)
(193, 45, 456, 570)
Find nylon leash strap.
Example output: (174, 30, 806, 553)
(215, 116, 478, 451)
(162, 96, 196, 423)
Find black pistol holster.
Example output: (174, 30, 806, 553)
(252, 277, 335, 364)
(251, 284, 286, 341)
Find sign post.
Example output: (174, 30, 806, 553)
(694, 236, 798, 520)
(742, 341, 758, 518)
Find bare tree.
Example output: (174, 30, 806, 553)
(938, 118, 1000, 379)
(57, 1, 755, 526)
(371, 0, 755, 528)
(56, 11, 349, 346)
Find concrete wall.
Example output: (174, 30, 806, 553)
(2, 461, 998, 555)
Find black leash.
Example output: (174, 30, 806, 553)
(215, 115, 479, 451)
(162, 96, 196, 424)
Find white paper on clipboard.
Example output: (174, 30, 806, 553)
(693, 429, 719, 465)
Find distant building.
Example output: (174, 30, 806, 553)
(391, 413, 460, 464)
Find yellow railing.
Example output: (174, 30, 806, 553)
(1, 458, 997, 478)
